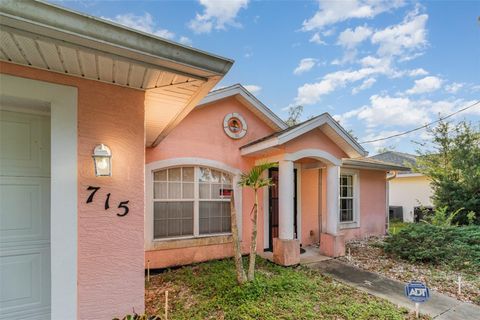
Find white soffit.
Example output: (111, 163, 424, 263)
(0, 26, 203, 90)
(0, 0, 233, 147)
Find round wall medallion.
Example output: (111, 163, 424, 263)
(223, 113, 247, 139)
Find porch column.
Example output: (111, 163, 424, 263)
(326, 165, 340, 235)
(320, 164, 345, 257)
(274, 159, 300, 266)
(278, 159, 294, 239)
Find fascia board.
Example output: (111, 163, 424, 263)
(240, 137, 279, 156)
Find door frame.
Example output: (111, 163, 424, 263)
(0, 74, 78, 319)
(264, 165, 301, 251)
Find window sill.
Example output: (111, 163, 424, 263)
(150, 233, 233, 250)
(339, 222, 359, 229)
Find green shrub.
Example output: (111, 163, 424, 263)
(421, 206, 463, 226)
(383, 223, 480, 272)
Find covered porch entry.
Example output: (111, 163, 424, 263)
(240, 114, 368, 266)
(260, 150, 345, 266)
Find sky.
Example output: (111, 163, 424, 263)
(54, 0, 480, 154)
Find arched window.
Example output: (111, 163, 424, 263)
(153, 166, 233, 239)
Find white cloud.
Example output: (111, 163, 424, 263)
(371, 9, 428, 57)
(243, 84, 262, 94)
(336, 95, 431, 128)
(335, 96, 478, 139)
(104, 12, 175, 39)
(337, 25, 372, 48)
(309, 32, 326, 45)
(331, 49, 358, 66)
(302, 0, 405, 31)
(294, 58, 317, 75)
(408, 68, 429, 77)
(445, 82, 464, 94)
(352, 77, 376, 94)
(179, 36, 193, 46)
(295, 67, 379, 105)
(405, 76, 443, 95)
(295, 56, 395, 105)
(322, 28, 336, 37)
(188, 0, 249, 34)
(429, 99, 480, 117)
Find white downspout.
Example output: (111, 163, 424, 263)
(385, 171, 397, 234)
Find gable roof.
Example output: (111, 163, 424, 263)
(240, 113, 368, 158)
(197, 84, 288, 131)
(370, 151, 417, 173)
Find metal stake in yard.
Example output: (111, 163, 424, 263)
(165, 290, 169, 320)
(458, 275, 462, 295)
(147, 260, 150, 283)
(415, 302, 419, 319)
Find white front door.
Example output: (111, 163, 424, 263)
(0, 110, 51, 320)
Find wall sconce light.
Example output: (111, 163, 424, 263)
(92, 144, 112, 176)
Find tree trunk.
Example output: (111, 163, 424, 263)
(230, 192, 246, 284)
(247, 189, 258, 281)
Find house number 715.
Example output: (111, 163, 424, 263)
(86, 186, 129, 217)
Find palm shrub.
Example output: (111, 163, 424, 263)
(238, 162, 277, 281)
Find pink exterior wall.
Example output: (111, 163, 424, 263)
(1, 62, 146, 320)
(340, 169, 387, 241)
(300, 167, 387, 245)
(146, 96, 276, 269)
(283, 129, 348, 159)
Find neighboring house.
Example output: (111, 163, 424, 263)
(0, 2, 405, 320)
(371, 151, 434, 222)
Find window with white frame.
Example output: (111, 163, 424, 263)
(339, 174, 356, 223)
(153, 166, 232, 239)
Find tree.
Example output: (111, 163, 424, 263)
(285, 105, 303, 127)
(238, 162, 277, 281)
(229, 192, 247, 284)
(415, 120, 480, 224)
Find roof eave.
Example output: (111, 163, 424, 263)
(0, 0, 234, 79)
(342, 159, 410, 171)
(240, 113, 368, 158)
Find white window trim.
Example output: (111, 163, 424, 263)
(152, 166, 232, 239)
(145, 158, 242, 250)
(339, 168, 360, 229)
(0, 74, 78, 319)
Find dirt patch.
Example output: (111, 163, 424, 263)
(145, 274, 197, 316)
(340, 237, 480, 305)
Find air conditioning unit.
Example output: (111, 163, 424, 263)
(389, 206, 403, 222)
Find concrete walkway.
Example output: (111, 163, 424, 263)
(308, 259, 480, 319)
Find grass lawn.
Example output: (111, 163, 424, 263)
(145, 257, 423, 320)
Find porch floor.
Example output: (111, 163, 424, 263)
(260, 245, 332, 265)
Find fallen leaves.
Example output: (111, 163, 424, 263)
(341, 237, 480, 305)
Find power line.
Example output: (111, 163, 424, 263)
(359, 100, 480, 144)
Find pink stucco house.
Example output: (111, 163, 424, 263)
(0, 2, 406, 320)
